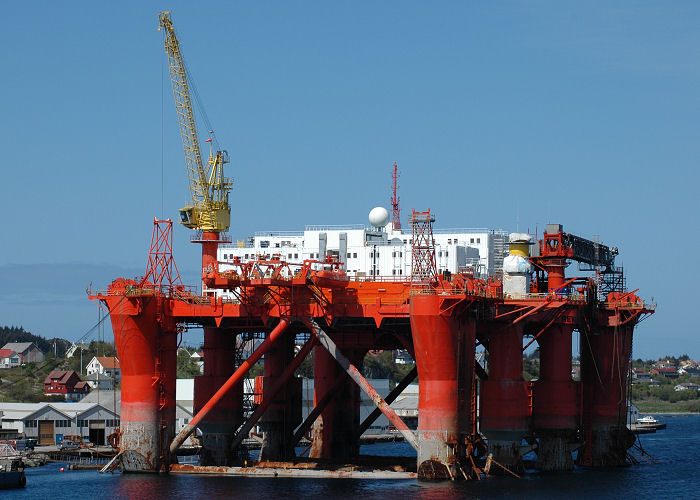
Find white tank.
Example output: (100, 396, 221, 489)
(503, 254, 533, 274)
(508, 232, 533, 244)
(369, 207, 390, 228)
(502, 232, 534, 298)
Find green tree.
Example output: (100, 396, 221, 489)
(657, 385, 674, 401)
(363, 351, 414, 383)
(177, 349, 201, 378)
(294, 351, 314, 378)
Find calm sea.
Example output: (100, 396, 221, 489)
(14, 414, 700, 499)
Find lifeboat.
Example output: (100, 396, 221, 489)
(311, 269, 350, 289)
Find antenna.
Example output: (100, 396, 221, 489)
(391, 162, 402, 231)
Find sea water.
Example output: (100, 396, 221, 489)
(14, 414, 699, 499)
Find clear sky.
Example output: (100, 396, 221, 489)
(1, 2, 697, 359)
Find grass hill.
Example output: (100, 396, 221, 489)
(0, 325, 113, 402)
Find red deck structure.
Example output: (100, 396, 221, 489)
(91, 217, 654, 479)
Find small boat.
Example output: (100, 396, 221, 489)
(636, 416, 658, 424)
(636, 415, 667, 430)
(0, 459, 26, 489)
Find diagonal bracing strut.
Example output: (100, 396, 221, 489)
(304, 318, 419, 451)
(354, 366, 417, 441)
(292, 374, 347, 447)
(229, 334, 317, 451)
(170, 318, 291, 454)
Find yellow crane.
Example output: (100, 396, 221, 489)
(158, 11, 231, 234)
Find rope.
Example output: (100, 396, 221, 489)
(182, 56, 220, 152)
(583, 325, 604, 386)
(3, 303, 117, 388)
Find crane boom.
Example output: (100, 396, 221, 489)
(158, 11, 231, 233)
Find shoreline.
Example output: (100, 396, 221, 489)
(644, 412, 700, 415)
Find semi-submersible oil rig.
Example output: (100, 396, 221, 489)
(90, 12, 655, 479)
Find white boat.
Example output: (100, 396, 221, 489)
(635, 415, 666, 430)
(636, 416, 658, 424)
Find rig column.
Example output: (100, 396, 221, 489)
(480, 323, 529, 474)
(104, 282, 177, 472)
(410, 294, 474, 480)
(579, 321, 634, 466)
(259, 329, 301, 460)
(194, 327, 242, 466)
(532, 323, 578, 471)
(309, 345, 362, 460)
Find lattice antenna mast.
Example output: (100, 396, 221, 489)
(391, 162, 402, 231)
(142, 218, 183, 292)
(409, 209, 437, 291)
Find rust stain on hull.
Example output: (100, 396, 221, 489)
(170, 463, 417, 479)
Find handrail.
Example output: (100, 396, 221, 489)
(254, 231, 304, 237)
(600, 302, 656, 310)
(432, 228, 508, 235)
(350, 275, 411, 283)
(305, 224, 366, 231)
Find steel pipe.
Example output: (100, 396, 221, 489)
(304, 318, 418, 451)
(230, 335, 316, 451)
(170, 318, 290, 454)
(292, 374, 347, 447)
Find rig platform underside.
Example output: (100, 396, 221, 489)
(91, 217, 654, 480)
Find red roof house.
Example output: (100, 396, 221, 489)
(0, 348, 21, 368)
(650, 367, 679, 379)
(86, 356, 121, 384)
(44, 370, 90, 401)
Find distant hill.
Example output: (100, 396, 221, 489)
(0, 325, 71, 356)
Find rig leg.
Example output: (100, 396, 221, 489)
(480, 323, 528, 475)
(107, 294, 177, 473)
(579, 323, 634, 466)
(309, 345, 362, 460)
(533, 324, 578, 472)
(410, 295, 474, 481)
(259, 329, 301, 460)
(194, 327, 242, 466)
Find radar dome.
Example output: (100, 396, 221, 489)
(369, 207, 390, 228)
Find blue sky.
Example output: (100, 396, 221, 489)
(1, 2, 697, 359)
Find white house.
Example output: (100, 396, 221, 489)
(674, 382, 700, 392)
(0, 349, 21, 369)
(86, 357, 121, 384)
(190, 351, 204, 373)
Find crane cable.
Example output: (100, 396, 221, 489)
(161, 29, 165, 220)
(161, 19, 223, 200)
(3, 303, 117, 388)
(188, 67, 220, 152)
(178, 41, 220, 153)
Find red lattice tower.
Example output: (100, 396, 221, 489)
(142, 218, 183, 292)
(391, 162, 402, 231)
(409, 209, 437, 291)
